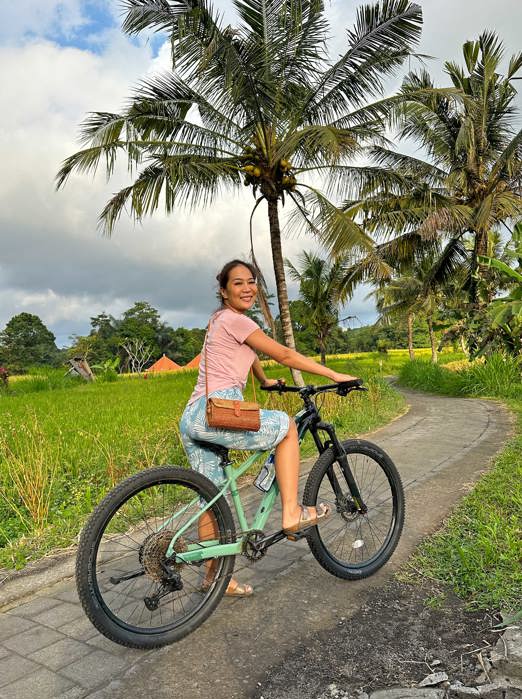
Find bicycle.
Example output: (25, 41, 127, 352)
(76, 379, 405, 649)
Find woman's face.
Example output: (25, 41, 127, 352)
(221, 265, 257, 312)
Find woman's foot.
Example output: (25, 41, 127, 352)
(282, 503, 330, 539)
(225, 579, 254, 597)
(201, 574, 254, 597)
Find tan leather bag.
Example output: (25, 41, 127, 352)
(204, 318, 261, 432)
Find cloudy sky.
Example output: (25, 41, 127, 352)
(1, 0, 521, 347)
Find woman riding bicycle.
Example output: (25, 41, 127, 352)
(180, 259, 359, 596)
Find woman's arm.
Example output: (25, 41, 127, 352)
(251, 356, 267, 384)
(251, 356, 281, 387)
(245, 330, 359, 382)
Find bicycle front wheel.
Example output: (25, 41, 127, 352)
(303, 439, 404, 580)
(76, 466, 236, 649)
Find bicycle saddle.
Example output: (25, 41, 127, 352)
(192, 440, 230, 460)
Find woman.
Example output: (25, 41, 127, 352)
(180, 259, 360, 596)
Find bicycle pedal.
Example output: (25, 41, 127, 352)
(285, 530, 307, 542)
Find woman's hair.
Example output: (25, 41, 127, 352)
(216, 259, 257, 305)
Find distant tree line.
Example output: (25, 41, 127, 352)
(0, 313, 63, 374)
(0, 298, 436, 375)
(69, 301, 206, 371)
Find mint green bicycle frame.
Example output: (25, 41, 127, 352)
(165, 408, 308, 563)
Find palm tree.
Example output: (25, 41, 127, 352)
(372, 280, 416, 359)
(286, 251, 346, 365)
(332, 32, 522, 324)
(478, 222, 522, 355)
(372, 249, 462, 363)
(56, 0, 423, 384)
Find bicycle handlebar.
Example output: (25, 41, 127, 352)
(261, 378, 366, 397)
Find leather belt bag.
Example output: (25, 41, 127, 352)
(204, 317, 261, 432)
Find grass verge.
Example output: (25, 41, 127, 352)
(398, 355, 522, 613)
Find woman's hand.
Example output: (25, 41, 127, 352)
(330, 371, 360, 383)
(261, 378, 284, 388)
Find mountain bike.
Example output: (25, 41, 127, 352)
(76, 379, 404, 649)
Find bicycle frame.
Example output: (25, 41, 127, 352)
(166, 408, 313, 563)
(167, 392, 364, 564)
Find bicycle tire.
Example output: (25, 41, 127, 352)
(76, 466, 236, 649)
(303, 439, 404, 580)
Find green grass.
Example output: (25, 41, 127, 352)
(398, 355, 522, 613)
(0, 352, 417, 570)
(399, 352, 521, 399)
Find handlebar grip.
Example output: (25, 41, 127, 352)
(260, 381, 300, 393)
(341, 379, 364, 388)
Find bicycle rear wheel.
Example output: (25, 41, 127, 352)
(304, 439, 404, 579)
(76, 466, 236, 649)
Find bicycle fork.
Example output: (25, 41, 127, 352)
(313, 422, 367, 514)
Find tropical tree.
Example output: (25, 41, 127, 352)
(56, 0, 423, 383)
(333, 32, 522, 339)
(373, 282, 416, 360)
(0, 313, 60, 372)
(478, 223, 522, 355)
(286, 251, 347, 364)
(372, 251, 455, 363)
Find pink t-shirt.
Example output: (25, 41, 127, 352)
(188, 308, 260, 404)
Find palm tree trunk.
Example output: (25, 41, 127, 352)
(407, 313, 415, 360)
(319, 336, 326, 366)
(469, 228, 489, 307)
(267, 199, 304, 386)
(427, 315, 437, 363)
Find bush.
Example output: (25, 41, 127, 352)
(459, 352, 521, 399)
(398, 360, 465, 395)
(399, 354, 522, 400)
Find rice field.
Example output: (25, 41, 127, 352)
(0, 349, 460, 569)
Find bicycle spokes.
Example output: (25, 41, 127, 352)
(93, 481, 228, 632)
(316, 455, 397, 567)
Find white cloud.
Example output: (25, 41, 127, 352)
(0, 31, 326, 342)
(3, 0, 522, 346)
(1, 1, 87, 43)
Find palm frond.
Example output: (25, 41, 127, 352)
(303, 0, 422, 121)
(369, 145, 448, 183)
(121, 0, 194, 34)
(131, 71, 244, 140)
(56, 143, 125, 189)
(277, 124, 360, 166)
(421, 238, 469, 288)
(291, 185, 375, 258)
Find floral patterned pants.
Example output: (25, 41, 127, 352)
(179, 387, 290, 485)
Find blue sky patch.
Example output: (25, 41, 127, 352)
(35, 1, 166, 56)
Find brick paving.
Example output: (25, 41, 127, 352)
(0, 391, 511, 699)
(0, 472, 308, 699)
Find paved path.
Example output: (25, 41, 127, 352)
(0, 389, 512, 699)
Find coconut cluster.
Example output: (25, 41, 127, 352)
(240, 147, 297, 192)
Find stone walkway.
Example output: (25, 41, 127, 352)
(0, 389, 512, 699)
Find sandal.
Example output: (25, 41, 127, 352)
(225, 580, 254, 597)
(200, 577, 254, 597)
(283, 503, 331, 540)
